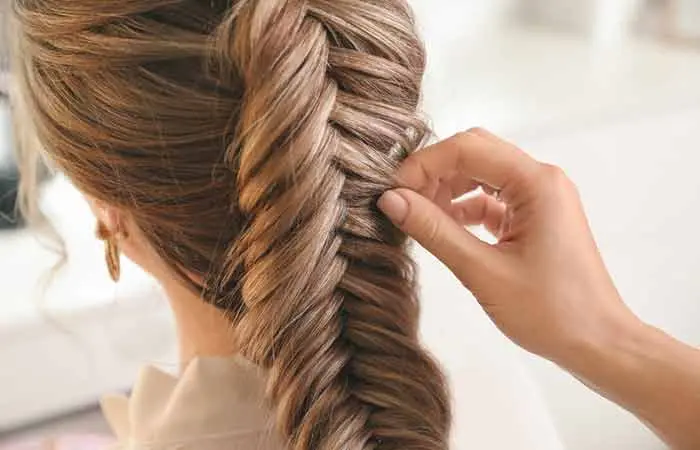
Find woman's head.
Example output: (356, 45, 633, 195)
(13, 0, 451, 448)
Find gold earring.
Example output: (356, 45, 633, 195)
(96, 221, 121, 282)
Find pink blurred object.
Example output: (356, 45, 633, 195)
(0, 435, 115, 450)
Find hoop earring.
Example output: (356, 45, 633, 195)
(96, 221, 121, 282)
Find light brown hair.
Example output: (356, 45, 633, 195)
(12, 1, 451, 449)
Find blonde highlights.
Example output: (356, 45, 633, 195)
(13, 0, 451, 448)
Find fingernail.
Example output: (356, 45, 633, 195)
(378, 190, 408, 223)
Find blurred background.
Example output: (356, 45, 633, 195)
(2, 0, 700, 448)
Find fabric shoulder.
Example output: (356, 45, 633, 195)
(101, 356, 284, 450)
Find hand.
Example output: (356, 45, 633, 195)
(379, 129, 640, 363)
(379, 129, 700, 449)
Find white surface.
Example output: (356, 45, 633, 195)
(421, 26, 700, 140)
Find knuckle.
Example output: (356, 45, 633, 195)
(455, 127, 492, 142)
(538, 163, 580, 196)
(465, 126, 488, 137)
(453, 129, 479, 144)
(423, 215, 444, 249)
(541, 163, 566, 178)
(397, 156, 418, 182)
(541, 163, 570, 185)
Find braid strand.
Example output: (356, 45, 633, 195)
(217, 1, 451, 449)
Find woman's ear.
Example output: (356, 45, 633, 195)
(81, 194, 167, 282)
(81, 194, 201, 288)
(85, 195, 123, 234)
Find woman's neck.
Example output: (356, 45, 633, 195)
(162, 280, 238, 369)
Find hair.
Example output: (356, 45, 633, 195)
(12, 1, 451, 449)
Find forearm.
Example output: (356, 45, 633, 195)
(561, 319, 700, 450)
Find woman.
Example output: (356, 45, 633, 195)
(14, 1, 700, 449)
(12, 1, 450, 449)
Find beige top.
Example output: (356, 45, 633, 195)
(101, 357, 284, 450)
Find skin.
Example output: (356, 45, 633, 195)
(89, 201, 236, 366)
(378, 128, 700, 450)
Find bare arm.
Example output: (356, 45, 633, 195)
(569, 320, 700, 450)
(378, 129, 700, 449)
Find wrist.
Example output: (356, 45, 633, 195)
(552, 309, 650, 376)
(553, 311, 700, 450)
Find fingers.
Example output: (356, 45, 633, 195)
(378, 188, 495, 284)
(434, 182, 454, 212)
(450, 194, 507, 237)
(398, 129, 539, 202)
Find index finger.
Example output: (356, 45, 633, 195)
(398, 129, 539, 196)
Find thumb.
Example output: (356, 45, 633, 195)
(378, 188, 493, 284)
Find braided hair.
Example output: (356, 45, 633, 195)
(14, 1, 452, 448)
